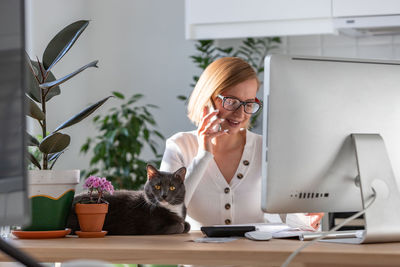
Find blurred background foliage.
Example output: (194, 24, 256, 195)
(80, 91, 164, 190)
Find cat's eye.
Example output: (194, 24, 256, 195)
(155, 185, 161, 190)
(169, 186, 176, 191)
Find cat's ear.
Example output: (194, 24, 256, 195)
(147, 164, 159, 180)
(174, 167, 186, 182)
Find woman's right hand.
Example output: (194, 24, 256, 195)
(197, 106, 228, 153)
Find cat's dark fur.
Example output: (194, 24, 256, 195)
(67, 165, 190, 235)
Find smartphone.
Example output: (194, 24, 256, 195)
(209, 104, 221, 132)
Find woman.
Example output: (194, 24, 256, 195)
(160, 57, 322, 230)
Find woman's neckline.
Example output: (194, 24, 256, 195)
(212, 129, 247, 153)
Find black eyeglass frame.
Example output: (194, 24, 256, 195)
(216, 94, 262, 114)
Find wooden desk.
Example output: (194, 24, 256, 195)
(1, 231, 400, 266)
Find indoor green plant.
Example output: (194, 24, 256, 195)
(25, 20, 111, 231)
(75, 176, 114, 238)
(80, 91, 164, 190)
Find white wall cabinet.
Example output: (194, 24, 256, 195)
(185, 0, 334, 39)
(332, 0, 400, 37)
(333, 0, 400, 17)
(185, 0, 400, 39)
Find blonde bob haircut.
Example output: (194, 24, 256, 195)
(187, 57, 260, 126)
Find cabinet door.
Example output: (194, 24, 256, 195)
(185, 0, 334, 39)
(187, 0, 331, 24)
(333, 0, 400, 17)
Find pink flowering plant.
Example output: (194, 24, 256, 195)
(80, 176, 114, 204)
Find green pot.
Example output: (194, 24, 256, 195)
(24, 170, 79, 231)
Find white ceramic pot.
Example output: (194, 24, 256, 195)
(25, 170, 80, 231)
(28, 170, 80, 198)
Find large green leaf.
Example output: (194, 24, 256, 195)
(48, 151, 65, 162)
(26, 95, 45, 120)
(25, 59, 41, 103)
(27, 60, 60, 103)
(39, 132, 70, 154)
(27, 152, 41, 170)
(39, 60, 98, 90)
(25, 52, 38, 76)
(26, 133, 40, 146)
(53, 96, 112, 132)
(42, 20, 89, 71)
(48, 150, 66, 170)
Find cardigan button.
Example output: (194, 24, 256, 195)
(243, 160, 250, 166)
(225, 219, 231, 225)
(225, 203, 231, 210)
(224, 187, 230, 194)
(237, 173, 244, 179)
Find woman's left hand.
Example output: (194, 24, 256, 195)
(306, 213, 324, 230)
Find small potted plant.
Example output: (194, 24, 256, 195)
(75, 176, 114, 238)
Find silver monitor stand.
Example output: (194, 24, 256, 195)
(350, 134, 400, 243)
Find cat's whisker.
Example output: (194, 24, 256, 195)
(131, 198, 147, 209)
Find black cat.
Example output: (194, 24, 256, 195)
(67, 165, 190, 235)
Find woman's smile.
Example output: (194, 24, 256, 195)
(225, 118, 243, 128)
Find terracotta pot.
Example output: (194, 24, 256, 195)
(75, 203, 108, 232)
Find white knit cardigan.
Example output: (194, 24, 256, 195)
(160, 130, 313, 230)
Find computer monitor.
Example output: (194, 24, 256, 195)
(262, 54, 400, 243)
(0, 1, 43, 266)
(0, 0, 30, 227)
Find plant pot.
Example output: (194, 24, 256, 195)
(24, 170, 80, 231)
(75, 203, 108, 232)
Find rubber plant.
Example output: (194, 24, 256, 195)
(26, 20, 111, 169)
(24, 20, 111, 231)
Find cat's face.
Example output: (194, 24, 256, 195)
(144, 165, 186, 206)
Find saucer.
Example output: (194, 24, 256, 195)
(12, 228, 71, 239)
(76, 230, 107, 238)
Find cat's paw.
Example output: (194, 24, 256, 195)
(183, 221, 191, 233)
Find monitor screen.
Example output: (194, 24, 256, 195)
(262, 54, 400, 214)
(0, 0, 30, 227)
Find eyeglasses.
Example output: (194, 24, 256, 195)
(216, 94, 262, 114)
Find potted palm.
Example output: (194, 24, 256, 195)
(74, 176, 114, 238)
(24, 20, 111, 233)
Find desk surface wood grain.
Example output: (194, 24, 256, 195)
(1, 231, 400, 266)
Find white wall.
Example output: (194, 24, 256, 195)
(27, 0, 400, 172)
(27, 0, 197, 171)
(218, 34, 400, 61)
(282, 34, 400, 59)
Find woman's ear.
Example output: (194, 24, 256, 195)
(174, 167, 187, 182)
(146, 164, 159, 180)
